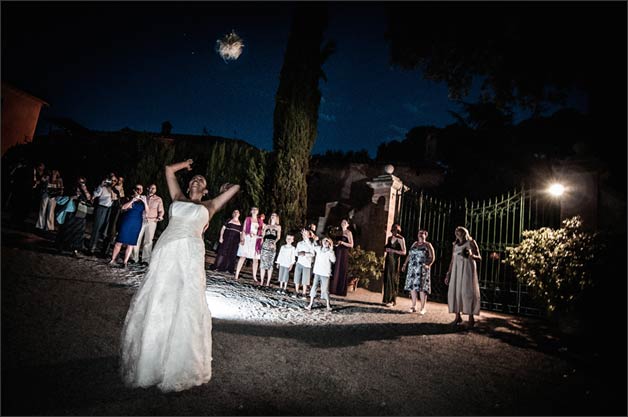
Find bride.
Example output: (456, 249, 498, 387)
(120, 159, 240, 392)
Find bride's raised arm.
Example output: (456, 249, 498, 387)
(165, 159, 193, 201)
(205, 183, 241, 219)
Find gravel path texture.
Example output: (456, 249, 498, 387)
(1, 222, 625, 415)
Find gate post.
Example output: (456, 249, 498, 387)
(363, 165, 407, 254)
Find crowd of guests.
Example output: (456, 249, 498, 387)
(6, 161, 481, 323)
(211, 205, 354, 311)
(213, 208, 481, 322)
(6, 162, 164, 267)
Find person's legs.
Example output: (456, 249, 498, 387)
(234, 256, 246, 280)
(109, 242, 123, 264)
(132, 222, 147, 263)
(252, 259, 259, 282)
(265, 267, 273, 286)
(259, 268, 267, 285)
(46, 197, 57, 231)
(35, 194, 48, 230)
(294, 264, 303, 295)
(302, 267, 311, 297)
(320, 275, 331, 311)
(142, 221, 157, 263)
(123, 245, 134, 266)
(468, 314, 475, 327)
(419, 292, 427, 314)
(89, 206, 108, 252)
(409, 290, 418, 312)
(306, 275, 321, 309)
(454, 312, 463, 324)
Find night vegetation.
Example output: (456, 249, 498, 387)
(269, 5, 334, 233)
(503, 216, 603, 315)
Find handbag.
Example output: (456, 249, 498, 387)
(76, 200, 94, 218)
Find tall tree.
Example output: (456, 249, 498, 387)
(269, 5, 334, 232)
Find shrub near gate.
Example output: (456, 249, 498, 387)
(503, 216, 602, 315)
(347, 246, 384, 290)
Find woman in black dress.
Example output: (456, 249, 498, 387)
(330, 219, 354, 296)
(213, 209, 243, 273)
(55, 176, 91, 256)
(382, 223, 407, 306)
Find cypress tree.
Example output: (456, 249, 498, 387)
(270, 5, 334, 233)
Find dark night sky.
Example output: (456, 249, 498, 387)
(2, 2, 588, 156)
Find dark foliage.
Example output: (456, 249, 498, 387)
(2, 129, 266, 244)
(269, 5, 334, 233)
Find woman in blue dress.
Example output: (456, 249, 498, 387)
(109, 184, 149, 267)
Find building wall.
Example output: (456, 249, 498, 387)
(1, 84, 46, 155)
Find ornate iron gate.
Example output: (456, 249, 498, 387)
(396, 187, 560, 316)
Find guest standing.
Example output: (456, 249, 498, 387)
(444, 226, 482, 327)
(275, 233, 296, 295)
(260, 213, 281, 286)
(234, 207, 264, 282)
(329, 219, 353, 296)
(382, 224, 407, 307)
(306, 238, 336, 311)
(55, 176, 91, 255)
(109, 184, 148, 267)
(402, 229, 434, 314)
(100, 175, 125, 257)
(88, 173, 117, 254)
(132, 183, 165, 265)
(213, 209, 243, 273)
(35, 169, 63, 231)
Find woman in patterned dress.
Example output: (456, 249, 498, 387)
(260, 213, 281, 287)
(402, 229, 435, 314)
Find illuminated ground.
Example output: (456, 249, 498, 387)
(2, 224, 624, 415)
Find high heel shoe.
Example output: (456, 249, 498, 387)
(409, 307, 416, 313)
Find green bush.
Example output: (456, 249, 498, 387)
(348, 245, 384, 289)
(503, 216, 602, 315)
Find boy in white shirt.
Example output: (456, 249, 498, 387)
(293, 229, 316, 299)
(275, 234, 297, 295)
(306, 237, 336, 311)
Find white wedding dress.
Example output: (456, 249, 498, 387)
(120, 200, 212, 392)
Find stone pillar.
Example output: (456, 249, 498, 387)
(364, 165, 407, 253)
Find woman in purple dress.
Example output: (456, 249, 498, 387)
(330, 219, 354, 296)
(213, 209, 243, 273)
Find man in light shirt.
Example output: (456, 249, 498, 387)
(88, 173, 116, 254)
(132, 183, 164, 265)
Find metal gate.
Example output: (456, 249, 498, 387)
(396, 187, 561, 316)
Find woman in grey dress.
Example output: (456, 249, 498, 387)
(402, 229, 435, 314)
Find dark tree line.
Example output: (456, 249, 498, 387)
(2, 128, 267, 242)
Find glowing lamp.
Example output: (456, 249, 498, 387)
(547, 183, 565, 197)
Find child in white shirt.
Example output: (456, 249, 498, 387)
(293, 229, 316, 299)
(275, 234, 297, 295)
(306, 237, 336, 311)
